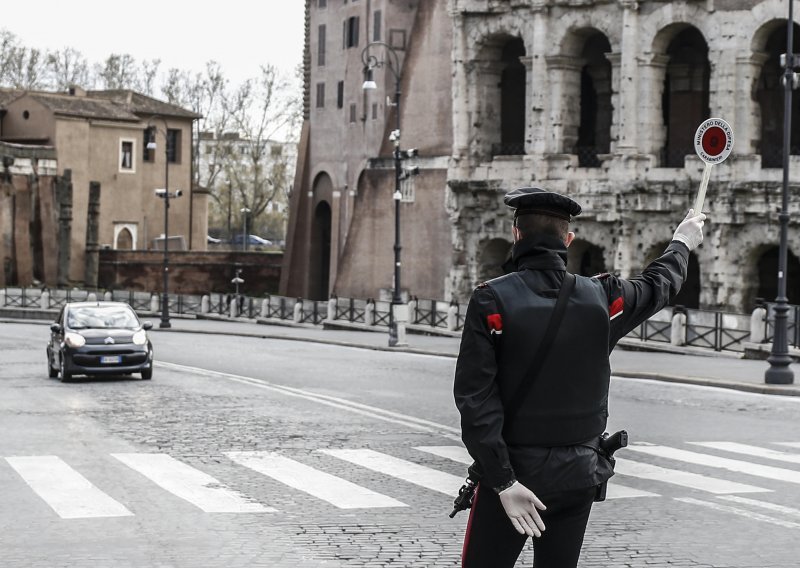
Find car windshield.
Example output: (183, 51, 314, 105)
(66, 306, 140, 330)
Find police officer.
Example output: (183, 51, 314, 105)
(454, 187, 706, 568)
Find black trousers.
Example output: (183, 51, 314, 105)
(461, 484, 596, 568)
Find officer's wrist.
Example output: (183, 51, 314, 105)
(494, 479, 517, 494)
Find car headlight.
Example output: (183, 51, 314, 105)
(132, 330, 147, 346)
(64, 332, 85, 348)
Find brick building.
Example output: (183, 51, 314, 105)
(283, 0, 800, 312)
(0, 87, 206, 286)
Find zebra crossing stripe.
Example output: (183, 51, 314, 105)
(627, 445, 800, 484)
(690, 442, 800, 465)
(676, 497, 800, 529)
(225, 451, 406, 509)
(415, 446, 659, 499)
(616, 458, 769, 494)
(774, 442, 800, 449)
(5, 456, 133, 519)
(717, 495, 800, 518)
(112, 453, 272, 513)
(321, 449, 463, 495)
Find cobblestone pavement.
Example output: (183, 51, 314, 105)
(1, 322, 799, 567)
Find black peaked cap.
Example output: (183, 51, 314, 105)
(503, 187, 582, 220)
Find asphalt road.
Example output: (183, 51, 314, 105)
(1, 322, 799, 567)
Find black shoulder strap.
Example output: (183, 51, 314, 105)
(503, 272, 576, 422)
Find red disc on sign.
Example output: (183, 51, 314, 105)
(701, 126, 726, 157)
(694, 118, 733, 164)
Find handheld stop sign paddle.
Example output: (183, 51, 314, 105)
(693, 118, 733, 214)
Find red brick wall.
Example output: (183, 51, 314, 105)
(99, 250, 283, 296)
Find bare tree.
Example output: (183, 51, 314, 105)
(95, 53, 139, 90)
(0, 31, 47, 89)
(46, 47, 90, 91)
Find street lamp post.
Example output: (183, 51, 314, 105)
(362, 41, 418, 347)
(766, 3, 797, 385)
(147, 116, 181, 330)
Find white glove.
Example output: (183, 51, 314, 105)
(672, 209, 707, 251)
(498, 481, 547, 537)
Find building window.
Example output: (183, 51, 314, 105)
(318, 25, 326, 66)
(400, 175, 415, 203)
(142, 128, 155, 162)
(316, 82, 326, 108)
(372, 102, 378, 120)
(119, 139, 135, 172)
(389, 28, 406, 51)
(349, 103, 357, 123)
(337, 81, 344, 109)
(373, 10, 382, 42)
(344, 16, 359, 49)
(166, 128, 181, 163)
(318, 0, 326, 7)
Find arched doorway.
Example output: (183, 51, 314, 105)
(499, 38, 526, 156)
(309, 201, 332, 300)
(479, 238, 513, 282)
(756, 247, 800, 306)
(567, 240, 606, 276)
(661, 27, 710, 167)
(575, 32, 612, 167)
(116, 228, 133, 250)
(756, 22, 800, 168)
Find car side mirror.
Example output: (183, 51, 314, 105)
(142, 321, 153, 331)
(50, 323, 62, 333)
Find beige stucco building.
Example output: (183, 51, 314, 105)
(284, 0, 800, 312)
(0, 87, 206, 285)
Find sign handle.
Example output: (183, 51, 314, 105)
(693, 163, 713, 214)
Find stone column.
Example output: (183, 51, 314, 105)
(735, 52, 769, 156)
(451, 13, 471, 161)
(0, 181, 12, 288)
(84, 181, 101, 289)
(544, 56, 584, 155)
(12, 175, 33, 286)
(56, 170, 73, 289)
(37, 173, 59, 287)
(528, 5, 549, 156)
(606, 52, 623, 154)
(638, 55, 670, 158)
(615, 0, 641, 154)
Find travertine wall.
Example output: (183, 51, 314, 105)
(447, 0, 800, 311)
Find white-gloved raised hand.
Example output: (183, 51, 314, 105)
(672, 209, 707, 251)
(498, 481, 547, 537)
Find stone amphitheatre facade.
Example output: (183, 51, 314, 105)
(284, 0, 800, 313)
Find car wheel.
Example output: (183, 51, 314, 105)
(59, 354, 72, 383)
(141, 368, 152, 380)
(47, 350, 58, 378)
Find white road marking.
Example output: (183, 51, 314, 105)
(321, 449, 463, 495)
(717, 495, 800, 518)
(676, 497, 800, 529)
(615, 458, 769, 494)
(5, 456, 133, 519)
(225, 451, 406, 509)
(157, 361, 461, 441)
(627, 445, 800, 484)
(112, 453, 271, 513)
(415, 445, 471, 464)
(416, 446, 658, 499)
(690, 442, 800, 465)
(605, 485, 659, 499)
(775, 442, 800, 449)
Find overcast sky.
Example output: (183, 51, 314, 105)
(1, 1, 306, 86)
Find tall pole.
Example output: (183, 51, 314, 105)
(160, 128, 171, 329)
(765, 1, 795, 384)
(390, 77, 402, 347)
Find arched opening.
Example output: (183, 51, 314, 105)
(575, 33, 612, 167)
(661, 27, 710, 167)
(499, 38, 526, 156)
(756, 22, 800, 168)
(116, 228, 134, 250)
(756, 247, 800, 306)
(479, 238, 512, 282)
(309, 201, 332, 300)
(567, 239, 606, 276)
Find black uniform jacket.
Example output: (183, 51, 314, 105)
(454, 234, 689, 494)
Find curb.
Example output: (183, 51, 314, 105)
(613, 371, 800, 397)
